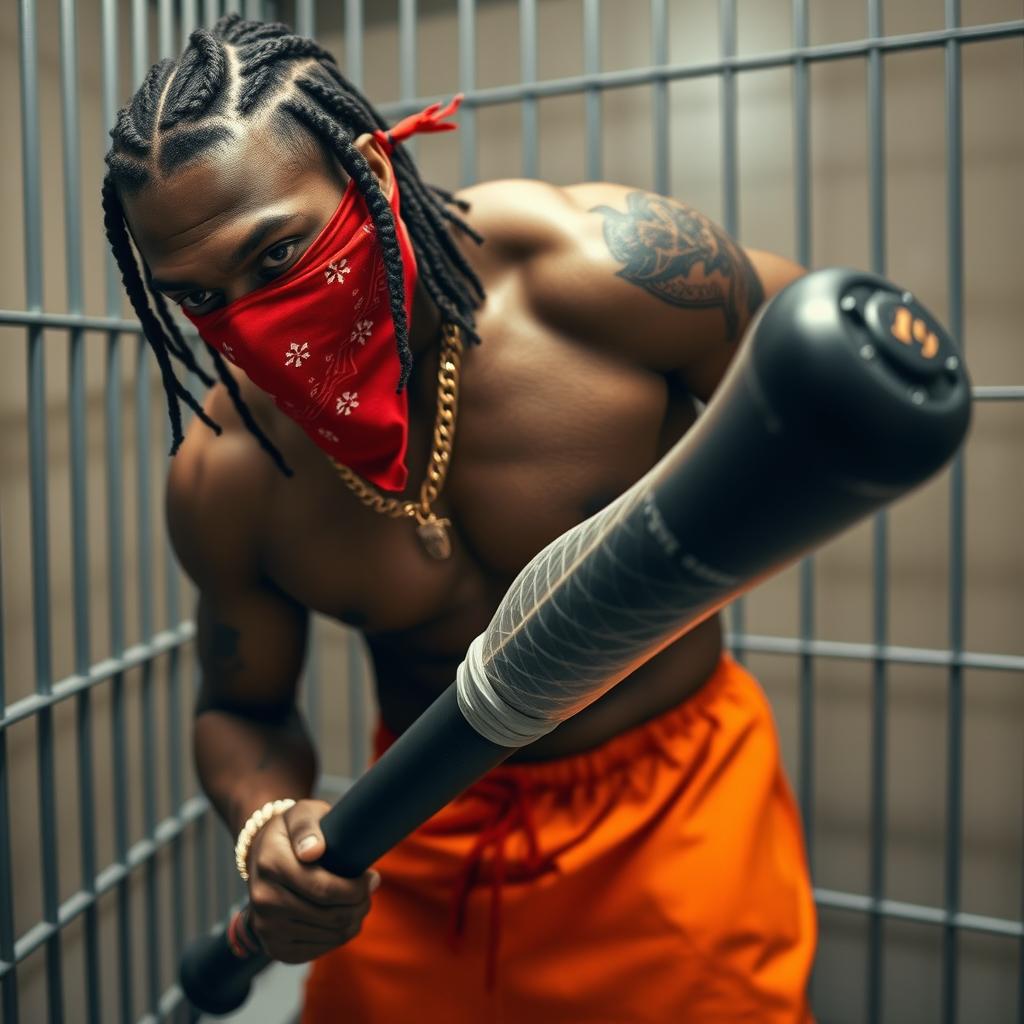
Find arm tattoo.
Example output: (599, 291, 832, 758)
(591, 191, 765, 342)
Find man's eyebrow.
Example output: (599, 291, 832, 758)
(229, 211, 299, 266)
(149, 212, 300, 293)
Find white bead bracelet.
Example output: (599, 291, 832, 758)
(234, 799, 296, 882)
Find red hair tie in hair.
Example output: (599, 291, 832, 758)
(374, 94, 464, 153)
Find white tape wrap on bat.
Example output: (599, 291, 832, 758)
(455, 632, 560, 747)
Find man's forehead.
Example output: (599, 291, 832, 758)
(123, 123, 330, 258)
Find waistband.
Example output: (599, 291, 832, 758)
(372, 652, 742, 789)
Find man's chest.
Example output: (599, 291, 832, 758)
(258, 307, 695, 638)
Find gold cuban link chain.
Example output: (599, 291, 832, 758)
(328, 322, 464, 560)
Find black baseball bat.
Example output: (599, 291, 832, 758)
(180, 268, 971, 1014)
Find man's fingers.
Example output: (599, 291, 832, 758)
(283, 802, 331, 863)
(275, 866, 377, 908)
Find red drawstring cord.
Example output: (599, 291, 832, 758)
(423, 769, 633, 990)
(371, 716, 689, 991)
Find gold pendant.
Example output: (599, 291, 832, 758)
(416, 519, 452, 560)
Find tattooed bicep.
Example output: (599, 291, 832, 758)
(590, 191, 764, 342)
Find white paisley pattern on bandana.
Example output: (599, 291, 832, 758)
(351, 319, 373, 346)
(285, 341, 310, 367)
(325, 259, 350, 285)
(336, 391, 360, 416)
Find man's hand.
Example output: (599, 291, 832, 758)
(245, 798, 382, 963)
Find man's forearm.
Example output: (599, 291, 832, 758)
(193, 706, 319, 836)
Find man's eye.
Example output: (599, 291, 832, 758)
(262, 241, 297, 271)
(180, 289, 217, 311)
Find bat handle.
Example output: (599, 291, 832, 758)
(179, 908, 271, 1016)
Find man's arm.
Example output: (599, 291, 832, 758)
(166, 430, 377, 963)
(166, 437, 313, 836)
(518, 181, 805, 400)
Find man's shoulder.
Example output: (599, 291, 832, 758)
(165, 380, 278, 591)
(454, 178, 594, 259)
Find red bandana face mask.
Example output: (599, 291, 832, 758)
(182, 96, 463, 493)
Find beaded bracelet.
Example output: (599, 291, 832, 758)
(234, 799, 296, 882)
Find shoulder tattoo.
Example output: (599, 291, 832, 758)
(591, 191, 765, 341)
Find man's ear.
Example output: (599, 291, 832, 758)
(352, 133, 395, 199)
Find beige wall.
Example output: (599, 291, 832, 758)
(0, 0, 1021, 1020)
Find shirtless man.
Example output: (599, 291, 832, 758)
(103, 15, 816, 1022)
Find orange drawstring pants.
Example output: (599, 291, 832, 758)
(302, 654, 818, 1023)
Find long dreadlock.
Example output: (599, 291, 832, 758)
(102, 14, 485, 477)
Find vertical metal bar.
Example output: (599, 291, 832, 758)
(458, 0, 477, 186)
(719, 0, 738, 235)
(164, 429, 186, 972)
(791, 0, 815, 889)
(583, 0, 602, 180)
(107, 351, 133, 1024)
(1016, 783, 1024, 1024)
(215, 806, 230, 919)
(345, 0, 364, 89)
(303, 621, 322, 756)
(296, 0, 315, 37)
(203, 0, 220, 30)
(130, 0, 163, 1006)
(20, 0, 65, 1016)
(347, 631, 368, 777)
(62, 0, 102, 1016)
(158, 0, 175, 60)
(181, 0, 199, 47)
(101, 1, 133, 1019)
(519, 0, 538, 177)
(132, 0, 148, 86)
(244, 0, 262, 23)
(398, 0, 417, 160)
(943, 3, 965, 1022)
(0, 527, 19, 1024)
(792, 0, 811, 267)
(719, 0, 746, 657)
(18, 0, 43, 318)
(650, 0, 669, 195)
(155, 0, 187, 976)
(866, 6, 888, 1023)
(194, 808, 210, 943)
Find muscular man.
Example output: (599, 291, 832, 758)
(103, 15, 816, 1022)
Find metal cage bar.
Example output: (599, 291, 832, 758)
(458, 0, 477, 186)
(865, 3, 889, 1021)
(519, 0, 538, 178)
(0, 510, 19, 1022)
(345, 0, 364, 90)
(61, 0, 103, 1015)
(791, 0, 816, 890)
(583, 0, 602, 180)
(19, 0, 66, 1016)
(398, 0, 417, 159)
(943, 3, 966, 1022)
(650, 0, 669, 196)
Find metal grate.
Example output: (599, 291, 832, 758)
(1, 1, 1021, 1021)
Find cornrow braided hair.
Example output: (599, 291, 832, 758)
(102, 14, 485, 476)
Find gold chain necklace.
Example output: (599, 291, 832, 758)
(328, 322, 464, 560)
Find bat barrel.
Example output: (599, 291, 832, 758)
(649, 266, 971, 581)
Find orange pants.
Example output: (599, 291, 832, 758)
(303, 655, 817, 1022)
